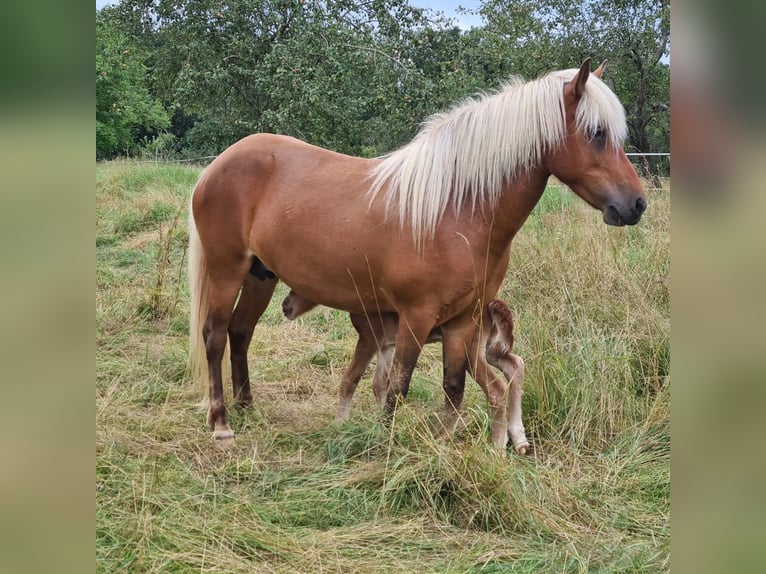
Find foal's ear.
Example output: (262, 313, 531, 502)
(593, 59, 608, 79)
(568, 58, 592, 99)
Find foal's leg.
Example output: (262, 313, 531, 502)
(467, 348, 511, 452)
(442, 312, 508, 452)
(203, 262, 251, 441)
(228, 271, 278, 406)
(364, 314, 398, 408)
(490, 353, 529, 455)
(484, 301, 528, 454)
(371, 344, 395, 408)
(336, 313, 380, 421)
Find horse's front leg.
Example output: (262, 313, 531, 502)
(440, 318, 479, 442)
(384, 311, 434, 413)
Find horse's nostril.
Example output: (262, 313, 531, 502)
(635, 197, 646, 214)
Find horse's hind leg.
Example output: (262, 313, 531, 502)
(228, 270, 278, 407)
(203, 265, 250, 441)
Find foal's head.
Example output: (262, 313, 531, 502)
(547, 59, 647, 226)
(282, 290, 317, 320)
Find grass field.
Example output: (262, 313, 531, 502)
(96, 161, 669, 573)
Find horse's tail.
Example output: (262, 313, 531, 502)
(188, 196, 210, 395)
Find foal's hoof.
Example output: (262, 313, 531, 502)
(514, 441, 530, 456)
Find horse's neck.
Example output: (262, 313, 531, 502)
(490, 168, 549, 248)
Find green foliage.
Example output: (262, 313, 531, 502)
(97, 1, 669, 166)
(96, 12, 170, 159)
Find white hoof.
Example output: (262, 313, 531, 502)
(212, 427, 235, 444)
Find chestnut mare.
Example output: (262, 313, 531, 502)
(188, 59, 646, 449)
(282, 292, 530, 454)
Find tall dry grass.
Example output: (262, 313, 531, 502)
(97, 161, 669, 573)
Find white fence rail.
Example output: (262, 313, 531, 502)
(138, 152, 670, 164)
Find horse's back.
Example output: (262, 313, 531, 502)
(193, 133, 372, 234)
(218, 133, 367, 174)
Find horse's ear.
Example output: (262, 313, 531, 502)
(593, 59, 608, 79)
(568, 58, 591, 99)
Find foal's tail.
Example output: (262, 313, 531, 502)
(188, 198, 210, 393)
(485, 299, 515, 364)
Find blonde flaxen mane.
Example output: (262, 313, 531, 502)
(369, 67, 629, 245)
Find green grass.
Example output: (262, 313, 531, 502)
(96, 161, 669, 573)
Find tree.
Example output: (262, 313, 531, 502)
(590, 0, 670, 173)
(475, 0, 670, 175)
(110, 0, 445, 156)
(96, 10, 169, 159)
(96, 0, 669, 172)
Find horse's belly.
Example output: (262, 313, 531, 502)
(250, 234, 396, 314)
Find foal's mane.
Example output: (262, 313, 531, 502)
(369, 67, 628, 245)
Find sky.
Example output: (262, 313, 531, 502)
(415, 1, 484, 29)
(95, 0, 484, 29)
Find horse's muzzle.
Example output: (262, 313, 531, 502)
(604, 196, 646, 226)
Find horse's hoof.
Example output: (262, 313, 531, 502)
(213, 427, 235, 444)
(514, 442, 530, 455)
(235, 396, 253, 409)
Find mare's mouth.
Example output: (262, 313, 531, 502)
(603, 194, 646, 227)
(603, 205, 626, 226)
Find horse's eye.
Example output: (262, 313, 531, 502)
(593, 127, 606, 141)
